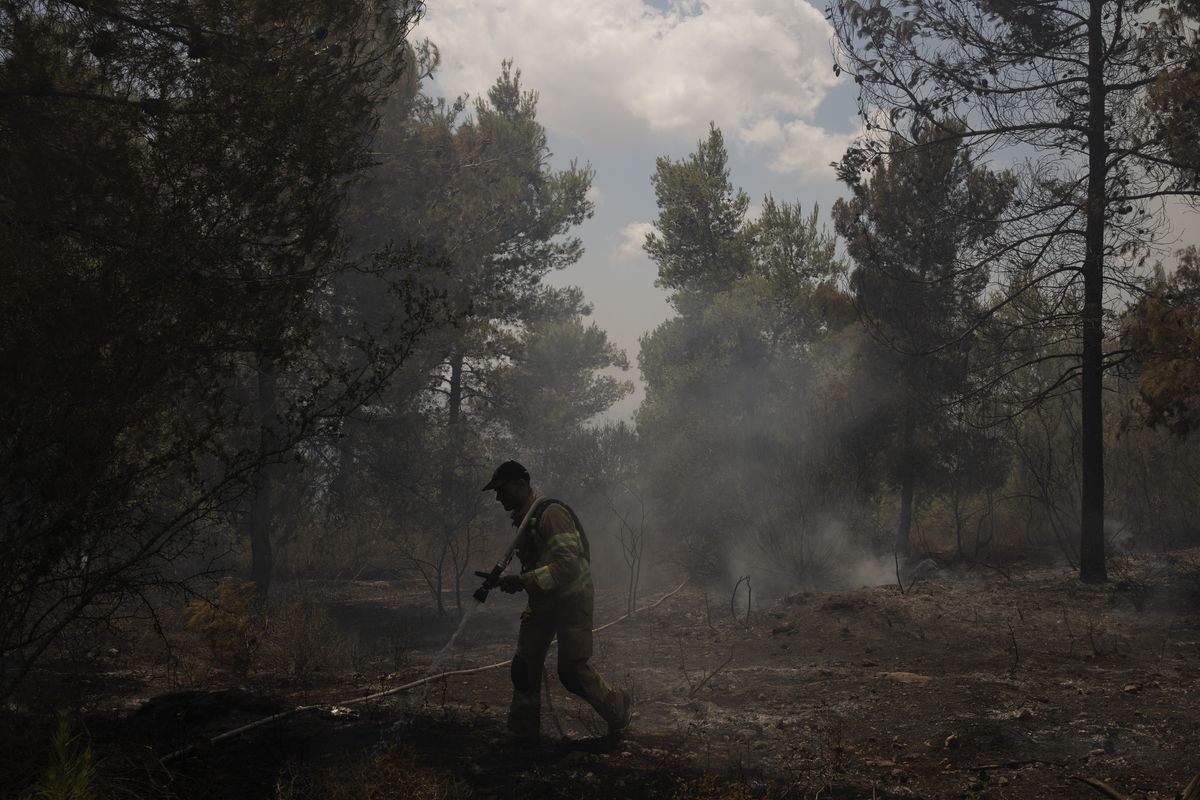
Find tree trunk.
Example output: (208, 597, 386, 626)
(327, 428, 355, 521)
(434, 552, 445, 617)
(248, 353, 278, 595)
(953, 490, 965, 561)
(436, 353, 465, 616)
(1079, 0, 1108, 584)
(896, 400, 917, 559)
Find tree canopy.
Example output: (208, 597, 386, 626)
(833, 123, 1014, 556)
(0, 0, 436, 696)
(829, 0, 1200, 581)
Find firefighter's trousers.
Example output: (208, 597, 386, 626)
(508, 589, 623, 738)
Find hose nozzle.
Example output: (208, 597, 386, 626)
(473, 563, 505, 603)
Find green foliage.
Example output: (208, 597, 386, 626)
(638, 126, 871, 585)
(829, 0, 1200, 581)
(834, 124, 1013, 364)
(28, 711, 97, 800)
(645, 125, 752, 303)
(327, 56, 624, 612)
(186, 578, 264, 675)
(1125, 249, 1200, 438)
(833, 123, 1014, 553)
(497, 314, 633, 488)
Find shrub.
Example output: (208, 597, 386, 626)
(185, 578, 264, 675)
(261, 592, 361, 677)
(27, 711, 97, 800)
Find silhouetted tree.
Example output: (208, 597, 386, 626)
(0, 0, 433, 698)
(833, 123, 1013, 558)
(496, 312, 633, 487)
(830, 0, 1200, 582)
(639, 127, 864, 586)
(336, 60, 612, 614)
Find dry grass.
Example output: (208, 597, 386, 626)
(273, 743, 469, 800)
(672, 775, 775, 800)
(259, 591, 363, 677)
(183, 579, 362, 679)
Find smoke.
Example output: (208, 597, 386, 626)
(628, 318, 908, 600)
(721, 513, 898, 601)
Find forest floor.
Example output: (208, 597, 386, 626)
(6, 550, 1200, 800)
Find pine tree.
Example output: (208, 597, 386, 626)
(830, 0, 1200, 581)
(833, 124, 1014, 558)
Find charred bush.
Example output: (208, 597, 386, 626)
(185, 578, 264, 676)
(261, 591, 362, 678)
(185, 577, 363, 678)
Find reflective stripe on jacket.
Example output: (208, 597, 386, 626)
(518, 495, 592, 596)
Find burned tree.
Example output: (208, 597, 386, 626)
(830, 0, 1200, 582)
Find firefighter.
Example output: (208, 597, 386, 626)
(482, 460, 633, 742)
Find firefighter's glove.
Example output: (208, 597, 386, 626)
(499, 574, 525, 594)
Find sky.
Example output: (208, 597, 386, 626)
(416, 0, 864, 420)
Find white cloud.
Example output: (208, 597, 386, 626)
(765, 120, 857, 178)
(418, 0, 848, 171)
(617, 221, 658, 260)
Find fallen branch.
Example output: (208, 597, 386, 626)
(687, 646, 735, 699)
(160, 580, 689, 762)
(1073, 770, 1200, 800)
(594, 580, 687, 634)
(1072, 776, 1129, 800)
(730, 576, 751, 625)
(963, 556, 1011, 582)
(1006, 619, 1020, 674)
(967, 758, 1067, 770)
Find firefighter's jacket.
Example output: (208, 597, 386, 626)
(514, 492, 593, 597)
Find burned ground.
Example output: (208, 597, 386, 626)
(6, 552, 1200, 800)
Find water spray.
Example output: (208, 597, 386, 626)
(384, 500, 543, 740)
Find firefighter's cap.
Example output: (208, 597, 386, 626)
(481, 460, 530, 491)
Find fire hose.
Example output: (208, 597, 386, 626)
(469, 497, 538, 603)
(159, 579, 688, 763)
